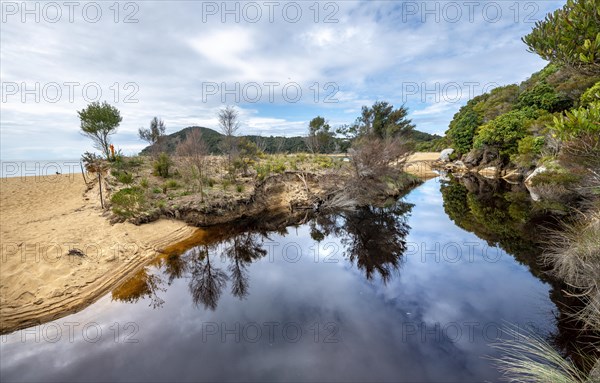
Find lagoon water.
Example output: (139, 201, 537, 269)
(0, 178, 560, 382)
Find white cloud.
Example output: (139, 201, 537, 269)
(1, 1, 565, 159)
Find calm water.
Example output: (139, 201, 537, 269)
(0, 178, 561, 382)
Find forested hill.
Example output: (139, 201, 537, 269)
(140, 126, 442, 155)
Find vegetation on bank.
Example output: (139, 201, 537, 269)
(453, 0, 600, 381)
(78, 100, 422, 227)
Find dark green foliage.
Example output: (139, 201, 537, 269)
(513, 136, 545, 168)
(353, 101, 415, 139)
(153, 152, 173, 178)
(306, 116, 335, 153)
(447, 101, 482, 155)
(111, 187, 146, 218)
(115, 171, 134, 185)
(473, 85, 520, 121)
(517, 81, 572, 112)
(78, 101, 122, 159)
(141, 126, 309, 155)
(473, 109, 539, 157)
(522, 0, 600, 75)
(140, 125, 436, 155)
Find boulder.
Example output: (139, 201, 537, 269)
(439, 148, 455, 162)
(524, 166, 547, 186)
(481, 147, 499, 166)
(444, 160, 468, 173)
(463, 149, 483, 167)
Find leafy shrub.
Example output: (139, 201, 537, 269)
(579, 81, 600, 107)
(530, 171, 582, 187)
(473, 109, 538, 157)
(222, 179, 231, 190)
(517, 81, 571, 112)
(550, 101, 600, 140)
(513, 136, 545, 168)
(153, 153, 172, 178)
(116, 171, 133, 185)
(522, 0, 600, 75)
(111, 187, 146, 218)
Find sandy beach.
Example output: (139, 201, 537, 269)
(404, 152, 441, 178)
(0, 173, 197, 334)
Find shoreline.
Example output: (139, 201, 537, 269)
(0, 173, 197, 334)
(0, 153, 440, 335)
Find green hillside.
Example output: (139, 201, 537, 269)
(140, 126, 442, 155)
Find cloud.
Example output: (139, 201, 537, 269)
(1, 1, 564, 159)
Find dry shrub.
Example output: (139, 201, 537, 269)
(545, 208, 600, 331)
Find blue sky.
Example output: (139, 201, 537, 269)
(0, 0, 564, 160)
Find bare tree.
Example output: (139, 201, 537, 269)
(218, 106, 240, 169)
(139, 117, 167, 157)
(176, 128, 208, 201)
(275, 135, 286, 153)
(254, 135, 268, 153)
(346, 137, 412, 203)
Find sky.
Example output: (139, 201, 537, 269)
(0, 0, 564, 160)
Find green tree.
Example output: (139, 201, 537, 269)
(522, 0, 600, 75)
(354, 101, 415, 139)
(446, 101, 482, 155)
(306, 116, 334, 153)
(139, 117, 166, 155)
(78, 101, 122, 159)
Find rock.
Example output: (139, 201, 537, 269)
(454, 160, 467, 169)
(478, 166, 498, 178)
(463, 149, 483, 167)
(481, 147, 499, 166)
(444, 160, 468, 173)
(439, 148, 455, 162)
(524, 166, 547, 186)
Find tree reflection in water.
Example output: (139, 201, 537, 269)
(112, 201, 413, 309)
(310, 202, 413, 283)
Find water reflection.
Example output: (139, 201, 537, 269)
(310, 203, 412, 283)
(113, 201, 413, 310)
(440, 174, 600, 371)
(1, 179, 564, 383)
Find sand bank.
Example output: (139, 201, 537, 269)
(0, 173, 197, 334)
